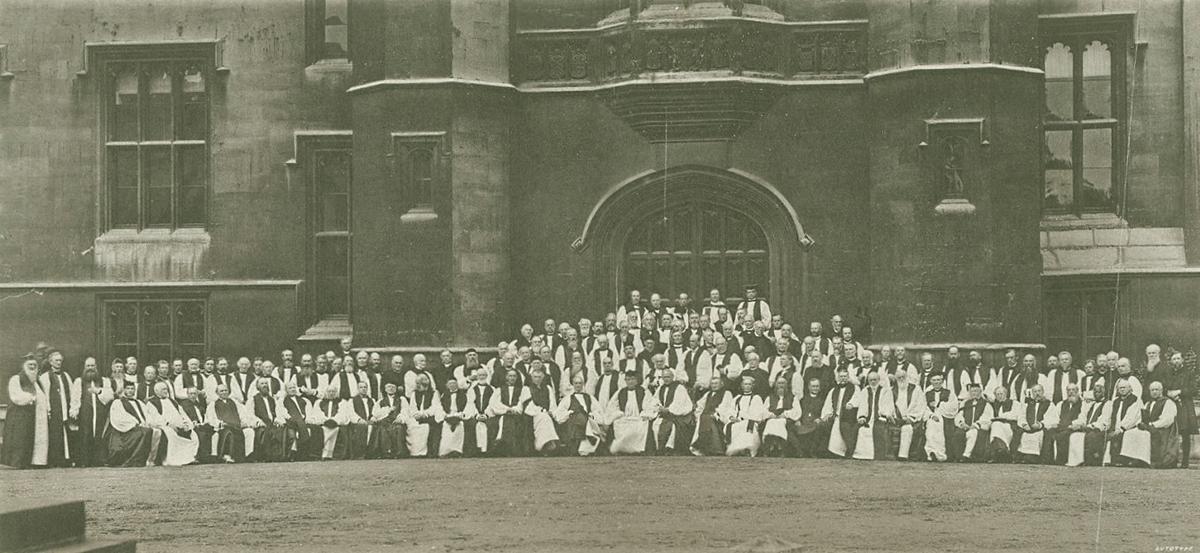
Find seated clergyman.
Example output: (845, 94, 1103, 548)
(719, 375, 766, 457)
(1065, 381, 1109, 467)
(523, 367, 561, 455)
(652, 362, 694, 455)
(690, 376, 732, 457)
(305, 386, 350, 461)
(371, 382, 410, 459)
(147, 381, 199, 466)
(1014, 385, 1058, 464)
(851, 371, 894, 461)
(552, 374, 603, 456)
(950, 382, 991, 462)
(206, 383, 256, 463)
(107, 380, 159, 467)
(760, 376, 802, 458)
(249, 378, 288, 462)
(1123, 381, 1179, 468)
(605, 371, 657, 455)
(407, 374, 444, 458)
(988, 386, 1021, 463)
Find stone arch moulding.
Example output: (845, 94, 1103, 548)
(573, 165, 809, 311)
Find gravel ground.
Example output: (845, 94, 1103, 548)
(1, 457, 1196, 553)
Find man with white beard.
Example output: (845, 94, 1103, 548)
(851, 371, 894, 460)
(890, 367, 928, 460)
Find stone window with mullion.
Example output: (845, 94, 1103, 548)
(103, 56, 210, 230)
(1041, 17, 1130, 217)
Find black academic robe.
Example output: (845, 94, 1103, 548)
(762, 393, 800, 457)
(73, 380, 111, 467)
(106, 398, 155, 468)
(44, 370, 73, 467)
(212, 398, 248, 461)
(654, 382, 693, 453)
(179, 398, 214, 462)
(371, 394, 408, 458)
(1, 374, 37, 468)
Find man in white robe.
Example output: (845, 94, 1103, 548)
(819, 367, 859, 458)
(1105, 380, 1144, 466)
(205, 384, 257, 463)
(735, 284, 772, 327)
(464, 369, 496, 456)
(439, 378, 471, 457)
(1107, 357, 1143, 401)
(1066, 381, 1109, 467)
(851, 371, 895, 460)
(1014, 384, 1059, 464)
(1123, 381, 1179, 468)
(718, 375, 767, 457)
(988, 386, 1022, 462)
(690, 376, 733, 456)
(651, 363, 694, 455)
(106, 380, 158, 467)
(147, 382, 198, 466)
(522, 367, 561, 455)
(173, 358, 216, 403)
(890, 367, 928, 460)
(552, 374, 603, 456)
(951, 382, 992, 462)
(304, 386, 351, 460)
(605, 372, 658, 455)
(407, 374, 444, 458)
(923, 373, 959, 461)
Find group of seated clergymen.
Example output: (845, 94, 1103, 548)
(2, 286, 1195, 470)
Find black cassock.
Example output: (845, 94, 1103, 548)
(73, 381, 110, 467)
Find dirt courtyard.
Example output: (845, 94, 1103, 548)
(1, 457, 1196, 553)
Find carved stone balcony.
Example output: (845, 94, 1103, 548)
(513, 18, 867, 88)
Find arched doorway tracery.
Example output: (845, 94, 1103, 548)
(574, 165, 806, 313)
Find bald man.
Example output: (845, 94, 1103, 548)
(1122, 381, 1179, 468)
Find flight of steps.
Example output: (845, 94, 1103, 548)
(0, 500, 134, 553)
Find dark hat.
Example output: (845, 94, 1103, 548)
(21, 353, 35, 361)
(466, 348, 478, 355)
(744, 283, 760, 291)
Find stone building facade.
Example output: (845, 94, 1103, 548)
(1, 0, 1198, 374)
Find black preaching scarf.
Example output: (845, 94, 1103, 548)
(1052, 370, 1081, 403)
(1086, 400, 1106, 425)
(617, 387, 646, 415)
(1059, 399, 1083, 426)
(1110, 394, 1137, 429)
(283, 396, 307, 421)
(768, 393, 793, 416)
(925, 388, 950, 412)
(1143, 398, 1167, 424)
(963, 399, 987, 425)
(353, 396, 373, 421)
(121, 398, 145, 424)
(600, 372, 621, 400)
(527, 385, 553, 410)
(473, 386, 494, 414)
(442, 390, 468, 414)
(1025, 399, 1051, 426)
(255, 395, 276, 424)
(215, 398, 242, 428)
(657, 382, 681, 410)
(318, 399, 339, 419)
(338, 373, 354, 400)
(569, 393, 592, 416)
(180, 400, 204, 425)
(182, 371, 206, 391)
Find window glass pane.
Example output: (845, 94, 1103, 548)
(142, 66, 174, 141)
(1044, 43, 1073, 121)
(1043, 130, 1074, 209)
(108, 147, 139, 227)
(143, 146, 173, 226)
(409, 148, 433, 207)
(108, 303, 139, 345)
(317, 151, 350, 231)
(1081, 128, 1113, 210)
(180, 65, 208, 140)
(316, 236, 350, 317)
(1082, 41, 1111, 119)
(110, 64, 139, 141)
(1085, 291, 1116, 336)
(176, 302, 206, 344)
(177, 146, 206, 226)
(324, 0, 349, 59)
(143, 303, 171, 344)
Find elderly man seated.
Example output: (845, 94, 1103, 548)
(1123, 381, 1180, 468)
(147, 381, 199, 466)
(206, 384, 257, 463)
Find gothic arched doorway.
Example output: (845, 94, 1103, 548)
(623, 201, 768, 303)
(573, 166, 807, 314)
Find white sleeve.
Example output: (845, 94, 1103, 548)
(1152, 400, 1177, 428)
(69, 378, 83, 419)
(110, 400, 139, 433)
(6, 376, 35, 406)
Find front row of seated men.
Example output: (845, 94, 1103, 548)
(102, 357, 1184, 468)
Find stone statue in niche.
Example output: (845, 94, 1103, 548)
(942, 138, 966, 198)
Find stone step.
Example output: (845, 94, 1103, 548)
(38, 540, 136, 553)
(0, 500, 85, 553)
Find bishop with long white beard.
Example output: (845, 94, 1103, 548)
(407, 374, 444, 458)
(605, 371, 658, 455)
(718, 375, 766, 457)
(147, 382, 199, 466)
(761, 377, 802, 457)
(851, 371, 894, 460)
(890, 368, 927, 460)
